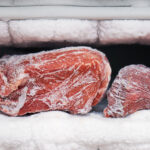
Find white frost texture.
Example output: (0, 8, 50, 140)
(9, 19, 98, 45)
(99, 20, 150, 45)
(1, 110, 150, 150)
(1, 19, 150, 46)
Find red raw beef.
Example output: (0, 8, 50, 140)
(0, 47, 111, 116)
(104, 65, 150, 118)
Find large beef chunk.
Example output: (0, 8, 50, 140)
(104, 65, 150, 117)
(0, 47, 111, 116)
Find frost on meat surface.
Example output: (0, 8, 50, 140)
(0, 47, 111, 116)
(104, 65, 150, 118)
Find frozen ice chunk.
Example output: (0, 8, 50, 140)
(99, 20, 150, 45)
(10, 19, 98, 46)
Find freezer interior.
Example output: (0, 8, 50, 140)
(0, 1, 150, 150)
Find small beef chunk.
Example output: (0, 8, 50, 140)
(104, 65, 150, 117)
